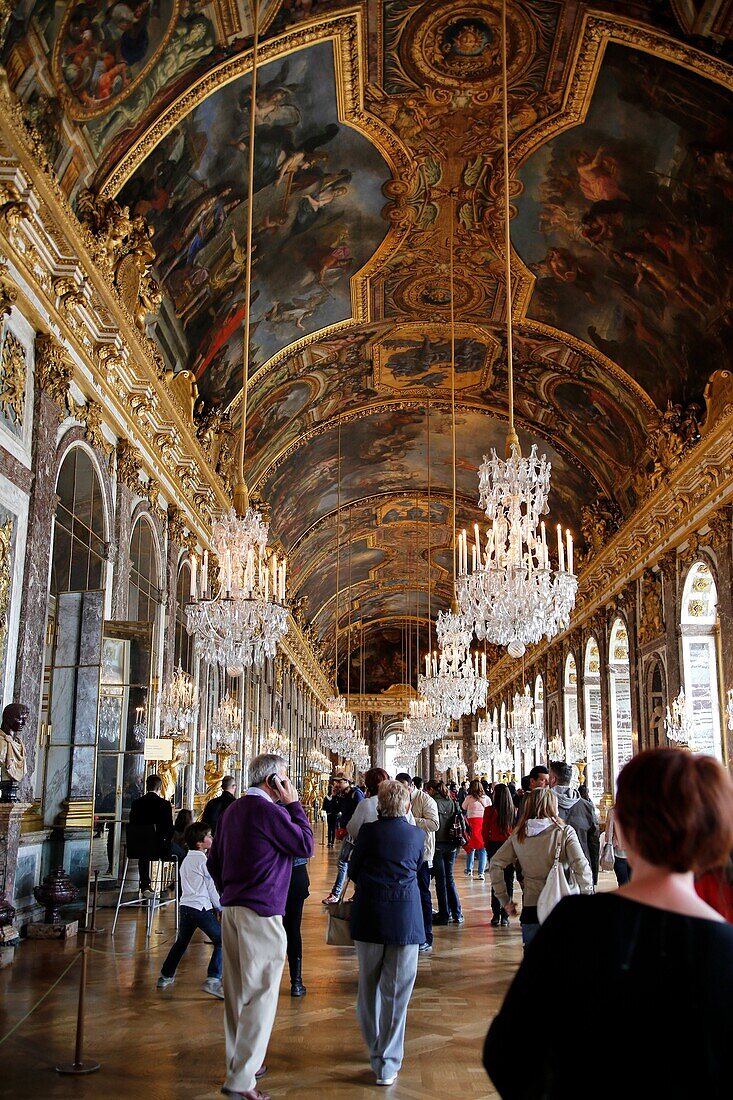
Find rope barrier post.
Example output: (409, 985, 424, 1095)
(80, 870, 103, 934)
(55, 947, 100, 1076)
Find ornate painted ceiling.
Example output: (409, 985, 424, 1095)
(4, 0, 732, 692)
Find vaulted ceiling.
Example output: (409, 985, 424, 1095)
(5, 1, 732, 692)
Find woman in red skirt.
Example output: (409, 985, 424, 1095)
(462, 779, 491, 878)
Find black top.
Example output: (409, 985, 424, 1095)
(484, 893, 733, 1100)
(127, 792, 174, 858)
(201, 789, 236, 835)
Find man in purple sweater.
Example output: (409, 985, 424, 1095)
(208, 752, 314, 1100)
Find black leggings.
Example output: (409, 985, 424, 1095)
(283, 863, 310, 967)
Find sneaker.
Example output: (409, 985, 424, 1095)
(418, 942, 432, 954)
(376, 1075, 398, 1086)
(490, 915, 500, 927)
(500, 916, 510, 927)
(464, 869, 472, 876)
(142, 888, 155, 899)
(157, 975, 175, 988)
(477, 873, 485, 881)
(322, 893, 340, 905)
(202, 977, 225, 999)
(454, 914, 465, 924)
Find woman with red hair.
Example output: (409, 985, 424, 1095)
(483, 749, 733, 1099)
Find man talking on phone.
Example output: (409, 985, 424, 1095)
(208, 753, 313, 1100)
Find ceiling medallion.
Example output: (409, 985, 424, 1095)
(408, 1, 535, 90)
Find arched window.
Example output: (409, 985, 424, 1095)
(128, 517, 159, 623)
(681, 561, 722, 760)
(534, 675, 544, 766)
(584, 637, 603, 805)
(52, 446, 106, 593)
(609, 618, 633, 783)
(563, 652, 579, 761)
(174, 559, 194, 673)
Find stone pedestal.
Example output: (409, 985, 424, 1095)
(0, 802, 31, 946)
(27, 919, 78, 940)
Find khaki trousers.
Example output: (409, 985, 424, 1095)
(222, 905, 287, 1092)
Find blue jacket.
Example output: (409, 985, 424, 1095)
(349, 816, 425, 945)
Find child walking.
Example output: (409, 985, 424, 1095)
(157, 822, 224, 998)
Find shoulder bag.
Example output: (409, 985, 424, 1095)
(450, 805, 469, 849)
(325, 883, 355, 947)
(599, 826, 615, 872)
(537, 826, 579, 924)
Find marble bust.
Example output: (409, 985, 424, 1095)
(0, 703, 29, 799)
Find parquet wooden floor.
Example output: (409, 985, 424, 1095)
(0, 833, 559, 1099)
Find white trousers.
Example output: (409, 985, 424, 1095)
(222, 905, 287, 1092)
(355, 940, 419, 1080)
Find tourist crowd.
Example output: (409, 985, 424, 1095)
(134, 747, 733, 1098)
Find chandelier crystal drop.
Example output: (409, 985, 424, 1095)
(211, 692, 242, 756)
(306, 744, 332, 774)
(160, 664, 198, 733)
(496, 748, 515, 774)
(664, 689, 694, 745)
(263, 723, 290, 759)
(456, 449, 578, 658)
(507, 685, 544, 753)
(319, 695, 363, 759)
(186, 507, 289, 674)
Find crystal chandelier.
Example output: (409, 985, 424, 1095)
(435, 740, 463, 776)
(402, 697, 449, 746)
(548, 730, 565, 760)
(664, 689, 694, 745)
(319, 696, 361, 758)
(160, 664, 198, 733)
(186, 3, 288, 675)
(132, 704, 148, 746)
(496, 748, 515, 774)
(263, 723, 290, 759)
(507, 685, 544, 753)
(454, 1, 576, 660)
(211, 692, 242, 756)
(306, 744, 332, 774)
(568, 728, 586, 761)
(186, 510, 288, 674)
(418, 609, 489, 720)
(476, 711, 501, 761)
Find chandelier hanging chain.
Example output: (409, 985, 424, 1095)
(501, 0, 518, 457)
(335, 419, 341, 685)
(450, 195, 458, 589)
(235, 0, 260, 511)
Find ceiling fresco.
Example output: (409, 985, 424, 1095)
(513, 44, 733, 409)
(118, 41, 392, 406)
(4, 0, 732, 693)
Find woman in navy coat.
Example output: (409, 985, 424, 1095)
(349, 779, 425, 1088)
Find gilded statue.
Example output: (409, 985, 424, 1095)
(203, 758, 224, 802)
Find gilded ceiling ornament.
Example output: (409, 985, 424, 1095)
(115, 439, 141, 491)
(0, 325, 26, 428)
(52, 275, 85, 317)
(0, 181, 31, 238)
(34, 333, 73, 407)
(0, 272, 17, 321)
(580, 498, 621, 559)
(68, 396, 114, 457)
(705, 508, 732, 550)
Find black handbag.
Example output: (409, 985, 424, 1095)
(450, 806, 469, 848)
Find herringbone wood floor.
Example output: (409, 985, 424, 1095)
(0, 831, 549, 1099)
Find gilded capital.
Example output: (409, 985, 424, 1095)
(34, 333, 73, 406)
(705, 508, 732, 551)
(166, 504, 186, 547)
(115, 439, 140, 490)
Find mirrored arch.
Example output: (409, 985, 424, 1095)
(584, 637, 603, 806)
(680, 561, 722, 760)
(609, 618, 632, 786)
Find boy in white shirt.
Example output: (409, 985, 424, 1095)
(157, 822, 224, 998)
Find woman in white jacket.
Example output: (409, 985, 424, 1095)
(489, 787, 593, 947)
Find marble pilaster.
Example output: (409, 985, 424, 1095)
(660, 552, 682, 704)
(12, 385, 60, 798)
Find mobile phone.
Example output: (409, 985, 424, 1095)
(267, 774, 281, 789)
